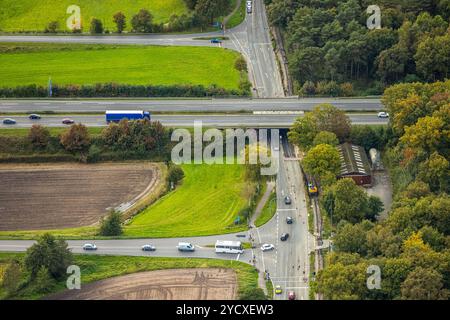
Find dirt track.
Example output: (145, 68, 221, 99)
(48, 268, 237, 300)
(0, 163, 159, 231)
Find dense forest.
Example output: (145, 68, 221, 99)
(307, 80, 449, 299)
(265, 0, 450, 95)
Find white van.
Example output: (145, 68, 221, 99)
(177, 242, 195, 252)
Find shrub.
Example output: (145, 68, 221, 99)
(90, 18, 104, 34)
(45, 21, 59, 33)
(28, 125, 50, 149)
(340, 82, 354, 97)
(301, 81, 316, 96)
(235, 56, 247, 72)
(167, 164, 185, 188)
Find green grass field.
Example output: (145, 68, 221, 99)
(0, 0, 188, 32)
(0, 253, 260, 300)
(124, 163, 252, 237)
(0, 43, 242, 89)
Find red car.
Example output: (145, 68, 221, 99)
(62, 118, 75, 125)
(288, 291, 296, 300)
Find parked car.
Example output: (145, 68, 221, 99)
(210, 38, 222, 44)
(284, 196, 292, 205)
(142, 244, 156, 252)
(288, 291, 296, 300)
(286, 217, 293, 224)
(377, 111, 389, 118)
(177, 242, 195, 252)
(275, 285, 282, 295)
(261, 244, 275, 252)
(2, 118, 16, 125)
(29, 114, 41, 120)
(62, 118, 75, 125)
(280, 233, 290, 241)
(82, 243, 97, 251)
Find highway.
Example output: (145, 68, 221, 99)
(0, 98, 383, 112)
(0, 114, 388, 128)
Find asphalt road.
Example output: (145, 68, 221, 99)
(0, 233, 253, 262)
(232, 0, 284, 98)
(0, 114, 388, 128)
(0, 98, 383, 113)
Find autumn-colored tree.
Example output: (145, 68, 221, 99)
(400, 115, 444, 153)
(60, 124, 91, 154)
(28, 125, 50, 149)
(418, 152, 449, 192)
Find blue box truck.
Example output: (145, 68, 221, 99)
(105, 110, 151, 123)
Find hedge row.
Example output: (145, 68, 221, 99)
(0, 83, 248, 98)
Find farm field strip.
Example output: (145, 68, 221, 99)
(0, 162, 160, 231)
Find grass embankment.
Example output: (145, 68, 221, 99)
(226, 0, 247, 29)
(0, 43, 242, 90)
(0, 163, 253, 239)
(255, 191, 277, 227)
(0, 127, 103, 137)
(0, 253, 259, 300)
(0, 0, 188, 33)
(125, 163, 252, 237)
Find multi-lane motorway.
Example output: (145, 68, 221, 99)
(0, 113, 388, 128)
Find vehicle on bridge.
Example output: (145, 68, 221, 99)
(215, 240, 244, 254)
(105, 110, 151, 123)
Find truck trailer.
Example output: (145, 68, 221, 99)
(105, 110, 151, 123)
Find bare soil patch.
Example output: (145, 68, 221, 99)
(48, 268, 237, 300)
(0, 163, 160, 231)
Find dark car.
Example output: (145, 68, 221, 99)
(210, 38, 222, 44)
(288, 291, 296, 300)
(284, 196, 292, 205)
(142, 244, 156, 252)
(2, 118, 16, 125)
(29, 114, 41, 120)
(62, 118, 75, 125)
(286, 217, 293, 224)
(280, 233, 289, 241)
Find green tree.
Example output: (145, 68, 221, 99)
(331, 178, 369, 224)
(60, 124, 91, 155)
(401, 267, 449, 300)
(1, 260, 22, 295)
(131, 9, 154, 33)
(195, 0, 230, 24)
(24, 233, 72, 280)
(89, 18, 104, 34)
(113, 12, 127, 33)
(313, 131, 339, 147)
(418, 152, 449, 192)
(99, 210, 123, 236)
(28, 125, 50, 149)
(334, 221, 373, 255)
(415, 34, 450, 81)
(45, 21, 59, 33)
(288, 114, 318, 151)
(302, 144, 340, 184)
(33, 266, 56, 293)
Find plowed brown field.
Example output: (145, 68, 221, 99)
(0, 163, 159, 231)
(48, 268, 237, 300)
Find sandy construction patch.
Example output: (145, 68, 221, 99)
(0, 162, 160, 231)
(48, 268, 238, 300)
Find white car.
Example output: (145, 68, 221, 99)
(261, 244, 275, 252)
(82, 243, 97, 251)
(142, 244, 156, 251)
(378, 112, 389, 118)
